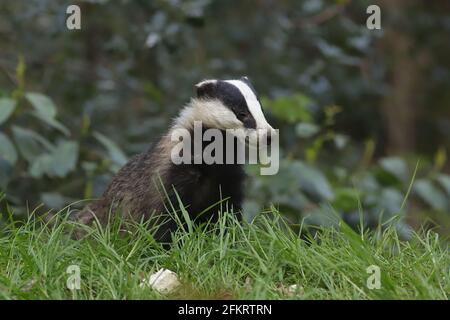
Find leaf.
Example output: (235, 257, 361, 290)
(12, 126, 53, 163)
(242, 200, 261, 219)
(333, 134, 348, 149)
(356, 172, 379, 193)
(145, 33, 161, 48)
(413, 179, 448, 211)
(376, 188, 404, 216)
(262, 94, 313, 124)
(0, 98, 16, 125)
(25, 92, 56, 119)
(436, 174, 450, 197)
(293, 161, 334, 201)
(261, 161, 312, 210)
(303, 205, 340, 227)
(93, 131, 127, 166)
(379, 157, 408, 183)
(333, 188, 360, 211)
(29, 140, 78, 178)
(0, 158, 13, 189)
(395, 220, 414, 240)
(316, 39, 361, 65)
(31, 112, 70, 136)
(295, 123, 319, 138)
(50, 140, 79, 176)
(41, 192, 68, 209)
(29, 154, 53, 178)
(25, 92, 69, 136)
(0, 133, 18, 166)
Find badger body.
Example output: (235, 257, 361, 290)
(77, 77, 274, 242)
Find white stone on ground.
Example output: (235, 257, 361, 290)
(140, 268, 180, 294)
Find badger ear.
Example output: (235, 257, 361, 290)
(195, 79, 217, 98)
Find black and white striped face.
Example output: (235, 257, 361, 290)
(194, 77, 276, 141)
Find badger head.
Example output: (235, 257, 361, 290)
(180, 76, 276, 146)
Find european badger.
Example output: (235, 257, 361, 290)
(76, 77, 275, 242)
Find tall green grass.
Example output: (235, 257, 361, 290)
(0, 205, 448, 300)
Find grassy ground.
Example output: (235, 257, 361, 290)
(0, 208, 448, 300)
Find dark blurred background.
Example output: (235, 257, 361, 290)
(0, 0, 449, 236)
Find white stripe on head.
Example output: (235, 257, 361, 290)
(224, 80, 273, 131)
(195, 79, 217, 88)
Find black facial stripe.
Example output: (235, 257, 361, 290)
(195, 79, 259, 129)
(216, 81, 257, 129)
(196, 81, 216, 98)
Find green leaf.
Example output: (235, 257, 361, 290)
(0, 98, 16, 125)
(41, 192, 69, 209)
(356, 172, 379, 193)
(29, 140, 78, 178)
(262, 94, 313, 124)
(333, 188, 360, 211)
(413, 179, 448, 211)
(395, 221, 413, 240)
(12, 126, 53, 163)
(294, 161, 334, 201)
(295, 122, 319, 138)
(51, 140, 79, 177)
(436, 174, 450, 197)
(93, 131, 127, 166)
(0, 133, 18, 166)
(376, 188, 404, 216)
(25, 92, 57, 119)
(31, 112, 70, 136)
(303, 205, 340, 227)
(25, 92, 69, 135)
(379, 157, 408, 183)
(29, 154, 52, 178)
(0, 158, 13, 189)
(334, 134, 349, 149)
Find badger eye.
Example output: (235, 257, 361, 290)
(238, 111, 247, 118)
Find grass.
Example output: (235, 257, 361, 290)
(0, 207, 448, 300)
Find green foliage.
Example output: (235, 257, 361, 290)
(413, 179, 448, 211)
(0, 62, 83, 191)
(0, 59, 126, 212)
(0, 0, 449, 234)
(0, 98, 16, 125)
(245, 95, 450, 236)
(25, 92, 70, 136)
(93, 132, 128, 168)
(262, 94, 313, 124)
(29, 140, 78, 178)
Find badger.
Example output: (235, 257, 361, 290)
(76, 77, 276, 242)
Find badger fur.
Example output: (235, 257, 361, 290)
(76, 77, 275, 242)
